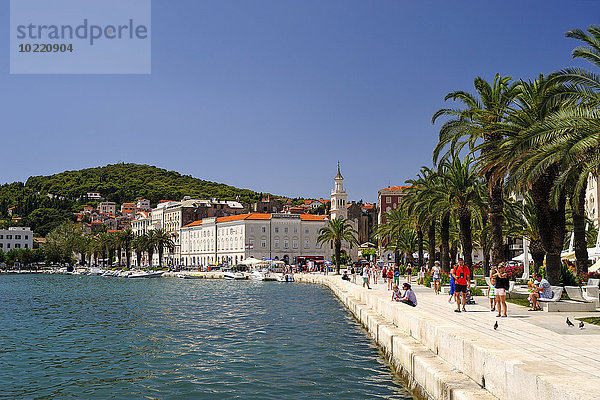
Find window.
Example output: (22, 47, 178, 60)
(250, 226, 254, 233)
(0, 235, 2, 239)
(261, 239, 266, 248)
(0, 244, 2, 248)
(15, 244, 21, 249)
(6, 235, 11, 240)
(274, 227, 279, 233)
(274, 239, 279, 248)
(304, 228, 309, 234)
(294, 227, 298, 233)
(249, 239, 255, 248)
(15, 235, 21, 240)
(6, 243, 10, 249)
(304, 239, 309, 249)
(293, 240, 298, 249)
(386, 196, 391, 203)
(284, 227, 288, 233)
(261, 226, 266, 233)
(284, 240, 289, 249)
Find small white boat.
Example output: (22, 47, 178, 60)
(223, 270, 246, 280)
(126, 271, 164, 278)
(249, 268, 276, 281)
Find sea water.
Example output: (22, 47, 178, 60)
(0, 275, 413, 399)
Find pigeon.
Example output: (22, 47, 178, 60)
(579, 321, 584, 329)
(493, 321, 498, 330)
(566, 317, 574, 327)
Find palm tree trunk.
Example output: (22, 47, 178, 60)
(126, 250, 131, 269)
(427, 221, 436, 270)
(483, 133, 505, 266)
(335, 240, 341, 274)
(531, 166, 566, 285)
(158, 247, 163, 268)
(440, 212, 450, 272)
(530, 240, 545, 274)
(394, 250, 400, 266)
(458, 208, 473, 275)
(572, 181, 589, 275)
(416, 225, 424, 269)
(481, 213, 490, 276)
(450, 245, 458, 267)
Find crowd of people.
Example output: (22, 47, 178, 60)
(341, 258, 552, 316)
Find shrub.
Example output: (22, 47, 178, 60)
(470, 287, 484, 296)
(474, 267, 483, 276)
(505, 265, 523, 281)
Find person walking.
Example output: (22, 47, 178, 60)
(417, 267, 425, 285)
(447, 273, 455, 303)
(432, 261, 441, 295)
(492, 264, 509, 317)
(393, 265, 400, 287)
(452, 258, 470, 312)
(387, 266, 394, 290)
(362, 266, 371, 289)
(406, 263, 412, 284)
(488, 276, 496, 312)
(351, 266, 356, 284)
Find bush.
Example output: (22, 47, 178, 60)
(505, 265, 523, 281)
(470, 287, 484, 296)
(474, 267, 483, 276)
(561, 262, 583, 286)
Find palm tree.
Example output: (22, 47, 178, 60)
(483, 75, 574, 284)
(374, 209, 405, 266)
(133, 233, 147, 267)
(436, 156, 485, 275)
(433, 74, 519, 267)
(404, 167, 440, 270)
(317, 217, 358, 274)
(118, 229, 134, 269)
(153, 229, 174, 268)
(145, 230, 157, 267)
(504, 195, 545, 273)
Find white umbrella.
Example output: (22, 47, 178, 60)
(512, 252, 532, 262)
(240, 257, 263, 266)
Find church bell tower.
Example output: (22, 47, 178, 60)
(330, 162, 347, 220)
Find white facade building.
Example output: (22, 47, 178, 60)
(586, 174, 600, 228)
(180, 213, 331, 266)
(0, 227, 33, 251)
(98, 201, 117, 216)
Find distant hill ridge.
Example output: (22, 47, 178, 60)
(24, 163, 272, 205)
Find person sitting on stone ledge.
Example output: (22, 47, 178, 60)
(391, 284, 402, 302)
(342, 270, 350, 281)
(398, 283, 417, 307)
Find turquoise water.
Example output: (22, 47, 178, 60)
(0, 275, 413, 399)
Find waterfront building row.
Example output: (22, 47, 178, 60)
(179, 213, 332, 267)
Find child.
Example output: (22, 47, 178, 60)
(391, 284, 402, 302)
(488, 277, 496, 311)
(417, 267, 425, 285)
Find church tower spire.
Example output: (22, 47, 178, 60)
(331, 162, 347, 220)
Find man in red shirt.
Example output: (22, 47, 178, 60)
(452, 258, 470, 312)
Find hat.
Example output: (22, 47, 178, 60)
(434, 261, 440, 264)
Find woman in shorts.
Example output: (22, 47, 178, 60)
(492, 265, 509, 317)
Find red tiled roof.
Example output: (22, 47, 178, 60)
(381, 185, 412, 191)
(300, 214, 327, 221)
(183, 220, 203, 227)
(92, 220, 103, 224)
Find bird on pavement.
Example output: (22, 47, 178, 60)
(579, 321, 585, 329)
(566, 317, 574, 327)
(493, 321, 498, 330)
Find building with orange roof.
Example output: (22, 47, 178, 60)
(179, 213, 333, 267)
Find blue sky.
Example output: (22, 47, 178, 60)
(1, 0, 598, 203)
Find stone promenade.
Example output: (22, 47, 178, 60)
(296, 273, 600, 400)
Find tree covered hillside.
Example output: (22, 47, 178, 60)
(0, 163, 276, 235)
(24, 163, 269, 205)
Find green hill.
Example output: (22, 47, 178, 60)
(0, 163, 276, 236)
(25, 163, 270, 205)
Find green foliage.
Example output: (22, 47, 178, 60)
(361, 248, 377, 260)
(25, 163, 270, 205)
(470, 287, 484, 296)
(339, 252, 351, 266)
(474, 267, 483, 275)
(25, 208, 76, 237)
